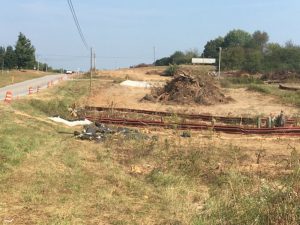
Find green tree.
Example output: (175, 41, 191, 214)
(185, 49, 199, 62)
(39, 62, 51, 72)
(170, 51, 188, 64)
(223, 29, 252, 48)
(4, 46, 17, 69)
(281, 42, 300, 72)
(203, 37, 224, 59)
(263, 43, 281, 72)
(0, 46, 5, 70)
(252, 31, 269, 50)
(15, 32, 36, 69)
(222, 46, 245, 70)
(243, 49, 263, 73)
(155, 57, 171, 66)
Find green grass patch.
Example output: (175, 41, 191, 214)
(277, 90, 300, 107)
(12, 80, 89, 118)
(0, 112, 51, 174)
(247, 84, 271, 94)
(224, 76, 263, 85)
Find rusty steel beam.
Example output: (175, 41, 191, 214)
(85, 115, 300, 136)
(85, 106, 296, 126)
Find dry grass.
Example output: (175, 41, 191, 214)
(0, 70, 54, 88)
(94, 66, 170, 82)
(1, 70, 300, 224)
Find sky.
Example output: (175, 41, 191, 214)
(0, 0, 300, 71)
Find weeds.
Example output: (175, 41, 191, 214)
(146, 169, 179, 187)
(163, 64, 179, 76)
(29, 99, 70, 117)
(195, 170, 300, 225)
(247, 84, 271, 94)
(224, 76, 263, 85)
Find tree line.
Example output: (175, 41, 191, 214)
(0, 32, 53, 72)
(155, 29, 300, 74)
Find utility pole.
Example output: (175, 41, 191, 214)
(218, 47, 222, 78)
(2, 46, 5, 75)
(36, 54, 40, 71)
(93, 52, 96, 72)
(1, 59, 4, 75)
(153, 46, 156, 65)
(90, 47, 93, 94)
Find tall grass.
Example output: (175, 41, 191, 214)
(195, 169, 300, 225)
(247, 84, 271, 94)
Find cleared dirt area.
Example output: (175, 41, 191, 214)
(87, 81, 299, 118)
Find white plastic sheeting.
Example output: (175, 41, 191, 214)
(49, 117, 92, 127)
(120, 80, 151, 88)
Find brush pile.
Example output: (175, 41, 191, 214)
(142, 68, 230, 105)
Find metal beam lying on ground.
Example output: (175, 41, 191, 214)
(84, 106, 296, 126)
(85, 115, 300, 136)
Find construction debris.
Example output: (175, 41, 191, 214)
(74, 123, 150, 142)
(49, 117, 92, 127)
(142, 68, 230, 105)
(279, 83, 300, 91)
(181, 131, 191, 138)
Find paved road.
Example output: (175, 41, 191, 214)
(0, 74, 68, 101)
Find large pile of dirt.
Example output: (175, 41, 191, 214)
(142, 68, 230, 105)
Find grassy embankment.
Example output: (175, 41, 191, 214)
(0, 70, 54, 88)
(0, 79, 300, 224)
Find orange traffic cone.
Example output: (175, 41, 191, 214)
(4, 91, 13, 103)
(28, 87, 34, 95)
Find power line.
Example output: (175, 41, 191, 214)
(67, 0, 89, 50)
(38, 54, 90, 58)
(37, 53, 153, 60)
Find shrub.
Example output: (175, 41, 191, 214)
(163, 64, 179, 76)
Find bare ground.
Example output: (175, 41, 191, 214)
(86, 81, 299, 117)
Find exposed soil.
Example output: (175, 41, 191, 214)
(87, 67, 299, 117)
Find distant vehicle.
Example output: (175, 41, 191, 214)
(65, 70, 73, 74)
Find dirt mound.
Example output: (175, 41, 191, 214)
(142, 68, 230, 105)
